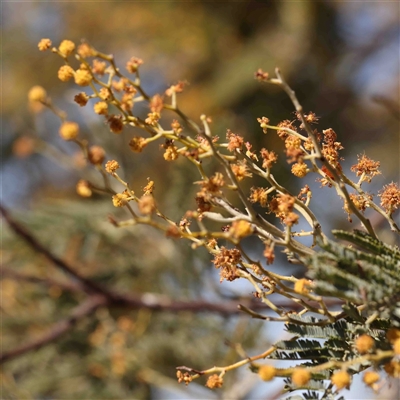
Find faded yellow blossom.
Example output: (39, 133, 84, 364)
(331, 370, 351, 391)
(58, 65, 74, 82)
(77, 43, 95, 58)
(258, 365, 275, 381)
(94, 101, 108, 115)
(163, 145, 179, 161)
(74, 69, 92, 86)
(205, 374, 223, 389)
(126, 57, 144, 73)
(105, 160, 120, 173)
(229, 220, 252, 240)
(59, 121, 79, 140)
(291, 162, 308, 178)
(355, 334, 374, 354)
(292, 368, 311, 386)
(58, 40, 75, 57)
(38, 38, 52, 51)
(129, 136, 147, 152)
(112, 192, 129, 207)
(92, 59, 106, 75)
(379, 182, 400, 214)
(88, 145, 105, 165)
(294, 278, 312, 294)
(138, 195, 156, 215)
(28, 86, 47, 102)
(76, 180, 92, 197)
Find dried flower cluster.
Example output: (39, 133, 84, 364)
(29, 38, 400, 399)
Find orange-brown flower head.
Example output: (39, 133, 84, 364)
(150, 94, 164, 113)
(138, 195, 156, 215)
(74, 69, 92, 86)
(12, 136, 35, 158)
(292, 368, 311, 386)
(213, 247, 241, 282)
(88, 145, 105, 165)
(38, 38, 52, 51)
(112, 77, 129, 92)
(270, 194, 299, 226)
(231, 160, 252, 181)
(226, 129, 244, 152)
(76, 180, 92, 197)
(386, 328, 400, 343)
(258, 365, 276, 381)
(260, 148, 278, 169)
(249, 187, 269, 207)
(58, 40, 75, 57)
(126, 57, 143, 73)
(263, 242, 275, 264)
(254, 68, 269, 82)
(107, 115, 124, 134)
(59, 121, 79, 140)
(276, 120, 297, 139)
(351, 154, 381, 183)
(121, 93, 134, 112)
(58, 65, 74, 82)
(129, 136, 147, 152)
(331, 370, 351, 391)
(384, 360, 400, 378)
(28, 86, 47, 103)
(74, 92, 90, 107)
(304, 111, 319, 125)
(199, 172, 225, 194)
(378, 182, 400, 214)
(205, 374, 223, 389)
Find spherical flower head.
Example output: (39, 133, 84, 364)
(176, 370, 192, 386)
(355, 334, 374, 354)
(292, 368, 311, 386)
(379, 182, 400, 214)
(226, 129, 244, 152)
(28, 85, 47, 102)
(150, 94, 164, 113)
(291, 162, 308, 178)
(331, 370, 351, 390)
(350, 154, 381, 183)
(386, 328, 400, 343)
(58, 40, 75, 57)
(294, 278, 312, 294)
(163, 145, 179, 161)
(138, 195, 156, 215)
(126, 57, 144, 73)
(59, 121, 79, 140)
(112, 192, 129, 208)
(384, 360, 400, 378)
(74, 69, 92, 86)
(99, 87, 112, 101)
(145, 112, 160, 126)
(88, 145, 105, 165)
(77, 43, 95, 58)
(38, 38, 52, 51)
(76, 180, 92, 197)
(205, 374, 223, 389)
(258, 365, 276, 381)
(108, 115, 124, 134)
(74, 92, 90, 107)
(129, 137, 147, 152)
(58, 65, 74, 82)
(94, 101, 108, 115)
(229, 220, 253, 240)
(105, 160, 120, 174)
(92, 59, 107, 76)
(260, 148, 278, 169)
(363, 371, 380, 387)
(249, 187, 269, 208)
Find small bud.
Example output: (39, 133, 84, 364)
(292, 368, 311, 386)
(105, 160, 120, 174)
(355, 334, 374, 354)
(74, 69, 92, 86)
(28, 86, 47, 103)
(205, 374, 223, 389)
(331, 370, 351, 391)
(58, 65, 74, 82)
(58, 40, 75, 57)
(38, 38, 52, 51)
(76, 180, 92, 197)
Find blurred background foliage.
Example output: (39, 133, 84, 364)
(1, 1, 399, 399)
